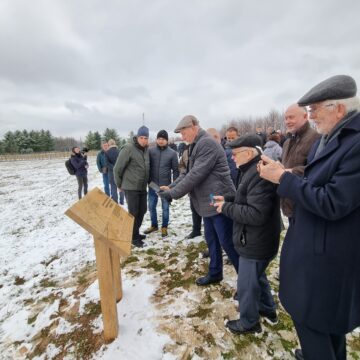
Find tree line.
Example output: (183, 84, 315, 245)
(0, 109, 287, 154)
(219, 109, 285, 136)
(0, 128, 129, 154)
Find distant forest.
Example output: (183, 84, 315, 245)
(0, 128, 128, 154)
(0, 109, 286, 154)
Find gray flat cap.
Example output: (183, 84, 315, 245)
(227, 134, 262, 149)
(298, 75, 357, 106)
(174, 115, 199, 133)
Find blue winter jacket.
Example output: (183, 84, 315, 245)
(70, 153, 88, 177)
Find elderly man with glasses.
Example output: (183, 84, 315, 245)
(259, 75, 360, 360)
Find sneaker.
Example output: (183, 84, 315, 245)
(161, 227, 168, 237)
(226, 319, 262, 335)
(144, 226, 158, 234)
(259, 310, 278, 324)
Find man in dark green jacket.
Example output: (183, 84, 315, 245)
(114, 126, 150, 247)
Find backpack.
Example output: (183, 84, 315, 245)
(65, 158, 76, 175)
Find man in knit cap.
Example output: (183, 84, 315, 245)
(114, 126, 150, 247)
(259, 75, 360, 360)
(144, 130, 179, 237)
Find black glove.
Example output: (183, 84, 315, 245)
(158, 190, 173, 202)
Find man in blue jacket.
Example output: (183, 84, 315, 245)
(96, 141, 110, 196)
(259, 75, 360, 360)
(144, 130, 179, 237)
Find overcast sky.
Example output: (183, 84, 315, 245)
(1, 0, 359, 139)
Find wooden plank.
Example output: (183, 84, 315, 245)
(65, 188, 133, 257)
(111, 249, 123, 302)
(94, 237, 118, 341)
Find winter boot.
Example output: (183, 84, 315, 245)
(161, 227, 168, 238)
(144, 226, 158, 234)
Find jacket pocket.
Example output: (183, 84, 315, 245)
(314, 218, 326, 255)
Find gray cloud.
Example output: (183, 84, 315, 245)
(0, 0, 359, 139)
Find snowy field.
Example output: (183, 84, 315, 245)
(0, 156, 359, 360)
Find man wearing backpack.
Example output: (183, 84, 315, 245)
(70, 146, 88, 199)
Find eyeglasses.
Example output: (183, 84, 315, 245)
(306, 103, 335, 114)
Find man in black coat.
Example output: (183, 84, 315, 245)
(145, 130, 179, 237)
(259, 75, 360, 360)
(213, 134, 280, 335)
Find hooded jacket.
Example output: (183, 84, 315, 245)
(113, 137, 150, 191)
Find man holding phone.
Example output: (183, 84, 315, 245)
(144, 130, 179, 237)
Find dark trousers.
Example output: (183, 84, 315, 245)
(237, 257, 276, 328)
(124, 190, 147, 241)
(190, 199, 202, 233)
(203, 214, 239, 277)
(76, 175, 88, 199)
(294, 321, 346, 360)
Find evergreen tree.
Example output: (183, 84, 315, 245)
(102, 128, 120, 146)
(29, 130, 41, 152)
(3, 131, 18, 153)
(44, 130, 55, 151)
(84, 131, 99, 150)
(93, 131, 102, 150)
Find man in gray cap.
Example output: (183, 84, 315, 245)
(258, 75, 360, 360)
(159, 115, 239, 286)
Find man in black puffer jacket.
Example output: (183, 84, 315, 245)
(144, 130, 179, 237)
(213, 134, 280, 335)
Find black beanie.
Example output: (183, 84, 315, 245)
(157, 130, 168, 141)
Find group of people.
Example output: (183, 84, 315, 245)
(95, 127, 179, 247)
(70, 74, 360, 360)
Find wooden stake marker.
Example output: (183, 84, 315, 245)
(65, 187, 134, 341)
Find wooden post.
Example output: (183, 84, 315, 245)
(111, 249, 122, 302)
(94, 237, 119, 341)
(65, 188, 134, 342)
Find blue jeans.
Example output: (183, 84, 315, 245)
(102, 173, 110, 196)
(203, 214, 239, 277)
(107, 171, 124, 205)
(148, 187, 169, 228)
(237, 257, 276, 328)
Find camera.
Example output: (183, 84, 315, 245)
(81, 147, 89, 154)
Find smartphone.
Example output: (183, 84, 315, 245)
(209, 193, 215, 205)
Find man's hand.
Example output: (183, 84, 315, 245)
(158, 190, 172, 202)
(212, 195, 225, 213)
(258, 155, 286, 184)
(160, 186, 170, 191)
